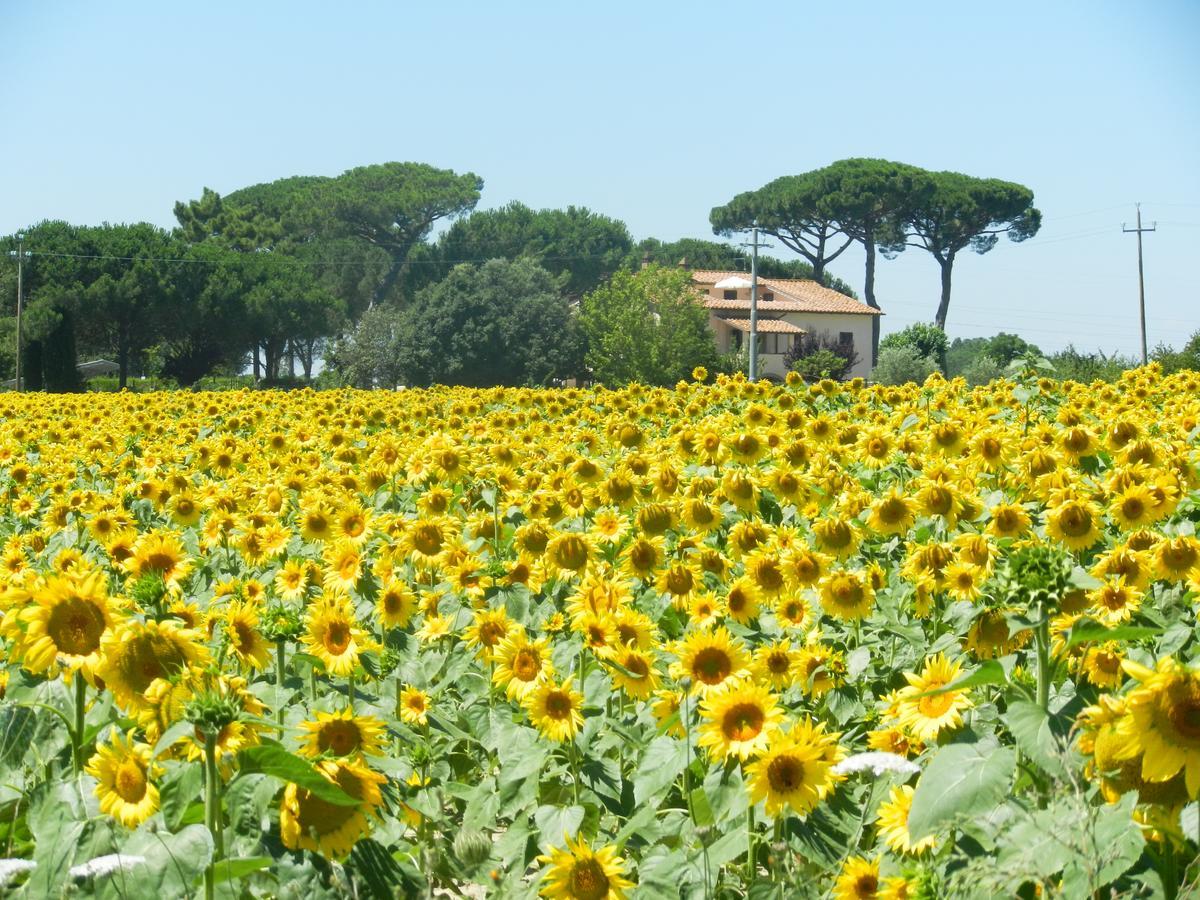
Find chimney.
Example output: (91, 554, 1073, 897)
(677, 256, 688, 269)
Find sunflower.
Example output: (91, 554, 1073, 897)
(811, 517, 860, 560)
(300, 708, 387, 758)
(724, 578, 761, 625)
(1108, 484, 1158, 531)
(399, 686, 431, 726)
(124, 530, 192, 591)
(322, 540, 363, 594)
(98, 619, 210, 711)
(656, 559, 702, 605)
(537, 833, 634, 900)
(222, 598, 271, 671)
(745, 724, 841, 817)
(819, 569, 875, 621)
(85, 731, 162, 828)
(895, 653, 973, 743)
(494, 633, 555, 699)
(304, 595, 368, 677)
(463, 608, 514, 661)
(274, 558, 310, 601)
(697, 680, 782, 761)
(987, 502, 1031, 539)
(833, 855, 880, 900)
(797, 643, 845, 697)
(374, 579, 418, 631)
(1082, 643, 1125, 689)
(525, 676, 585, 742)
(1150, 535, 1200, 583)
(546, 531, 594, 576)
(744, 549, 789, 601)
(943, 561, 984, 602)
(753, 639, 799, 690)
(607, 647, 660, 700)
(867, 490, 916, 536)
(279, 758, 387, 858)
(17, 570, 115, 682)
(672, 627, 751, 695)
(1088, 576, 1143, 625)
(876, 785, 937, 855)
(1118, 657, 1200, 796)
(651, 689, 686, 737)
(1045, 499, 1102, 551)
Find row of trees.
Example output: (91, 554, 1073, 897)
(711, 159, 1042, 357)
(2, 161, 865, 390)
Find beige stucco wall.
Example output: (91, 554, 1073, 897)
(778, 312, 876, 379)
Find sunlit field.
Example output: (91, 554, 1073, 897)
(1, 365, 1198, 898)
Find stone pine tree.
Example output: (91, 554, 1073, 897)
(710, 172, 852, 285)
(888, 171, 1041, 329)
(815, 159, 928, 365)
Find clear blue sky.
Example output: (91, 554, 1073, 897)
(3, 1, 1198, 356)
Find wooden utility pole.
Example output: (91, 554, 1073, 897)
(1122, 204, 1156, 365)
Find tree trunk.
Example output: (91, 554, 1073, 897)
(370, 255, 406, 309)
(811, 232, 826, 284)
(862, 230, 879, 369)
(252, 346, 261, 381)
(934, 255, 954, 330)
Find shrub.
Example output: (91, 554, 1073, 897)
(961, 355, 1003, 387)
(872, 345, 940, 385)
(783, 330, 860, 381)
(879, 323, 948, 371)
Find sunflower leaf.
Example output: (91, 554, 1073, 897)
(1063, 618, 1163, 648)
(908, 737, 1016, 840)
(235, 743, 359, 806)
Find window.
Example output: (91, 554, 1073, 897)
(839, 332, 854, 349)
(723, 289, 738, 300)
(762, 292, 774, 302)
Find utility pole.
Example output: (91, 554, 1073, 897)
(8, 233, 30, 392)
(1122, 204, 1156, 365)
(739, 227, 771, 381)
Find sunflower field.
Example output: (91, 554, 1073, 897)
(0, 364, 1198, 899)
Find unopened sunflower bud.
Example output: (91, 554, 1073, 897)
(452, 829, 492, 869)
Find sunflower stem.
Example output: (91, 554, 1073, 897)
(348, 674, 356, 707)
(745, 802, 755, 880)
(568, 740, 581, 805)
(203, 732, 223, 900)
(1034, 602, 1051, 714)
(275, 640, 287, 730)
(72, 675, 87, 773)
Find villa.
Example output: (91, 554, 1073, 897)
(690, 270, 882, 380)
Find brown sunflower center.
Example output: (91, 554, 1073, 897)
(324, 622, 351, 656)
(554, 536, 589, 571)
(144, 551, 179, 574)
(1166, 690, 1200, 743)
(512, 650, 540, 682)
(722, 703, 765, 742)
(665, 567, 694, 595)
(692, 648, 732, 685)
(47, 598, 106, 657)
(114, 760, 148, 803)
(412, 525, 443, 557)
(767, 754, 804, 792)
(479, 621, 505, 647)
(319, 721, 362, 756)
(569, 859, 610, 900)
(767, 652, 790, 675)
(1058, 505, 1092, 537)
(544, 691, 574, 720)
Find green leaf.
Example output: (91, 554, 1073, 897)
(1002, 700, 1068, 777)
(534, 804, 585, 851)
(1063, 618, 1163, 648)
(159, 762, 204, 831)
(913, 659, 1008, 697)
(212, 856, 273, 884)
(689, 787, 714, 828)
(633, 736, 688, 806)
(0, 704, 37, 767)
(908, 737, 1016, 840)
(236, 743, 359, 806)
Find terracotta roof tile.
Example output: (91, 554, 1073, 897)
(717, 318, 806, 334)
(691, 270, 881, 316)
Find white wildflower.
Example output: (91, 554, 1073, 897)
(68, 854, 146, 879)
(832, 751, 920, 778)
(0, 859, 36, 887)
